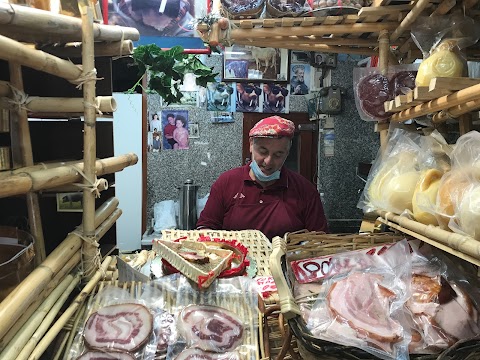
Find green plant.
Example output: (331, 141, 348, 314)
(128, 44, 218, 105)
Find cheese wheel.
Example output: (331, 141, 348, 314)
(412, 169, 443, 225)
(457, 184, 480, 240)
(436, 171, 471, 229)
(383, 171, 421, 214)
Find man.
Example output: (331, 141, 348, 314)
(197, 116, 328, 240)
(163, 113, 177, 149)
(290, 65, 309, 95)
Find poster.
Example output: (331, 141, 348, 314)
(263, 83, 289, 114)
(290, 64, 311, 95)
(206, 82, 235, 112)
(161, 110, 189, 150)
(235, 82, 263, 113)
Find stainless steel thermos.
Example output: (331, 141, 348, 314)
(178, 179, 200, 230)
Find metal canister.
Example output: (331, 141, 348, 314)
(0, 147, 11, 171)
(178, 179, 200, 230)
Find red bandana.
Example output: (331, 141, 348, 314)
(248, 116, 295, 139)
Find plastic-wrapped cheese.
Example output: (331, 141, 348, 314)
(412, 169, 442, 225)
(383, 171, 421, 214)
(415, 40, 465, 87)
(458, 184, 480, 240)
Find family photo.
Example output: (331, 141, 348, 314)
(161, 110, 190, 150)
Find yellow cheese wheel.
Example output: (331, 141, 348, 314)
(458, 184, 480, 240)
(412, 169, 443, 225)
(383, 171, 421, 214)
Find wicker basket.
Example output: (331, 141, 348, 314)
(221, 0, 265, 19)
(266, 0, 308, 18)
(269, 231, 480, 360)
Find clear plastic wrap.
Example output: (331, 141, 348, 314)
(411, 15, 480, 87)
(353, 65, 418, 122)
(305, 240, 413, 360)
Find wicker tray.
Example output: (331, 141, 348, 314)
(270, 231, 480, 360)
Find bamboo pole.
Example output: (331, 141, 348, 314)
(390, 0, 431, 42)
(432, 98, 480, 123)
(241, 36, 379, 47)
(38, 40, 134, 58)
(79, 0, 98, 280)
(376, 210, 480, 260)
(378, 30, 390, 155)
(0, 81, 8, 97)
(27, 256, 113, 360)
(0, 3, 140, 42)
(230, 22, 398, 41)
(0, 35, 82, 81)
(0, 197, 118, 341)
(0, 153, 137, 198)
(16, 275, 80, 360)
(236, 41, 378, 55)
(9, 62, 46, 264)
(0, 96, 117, 114)
(0, 252, 80, 351)
(61, 300, 87, 360)
(0, 274, 78, 359)
(391, 83, 480, 122)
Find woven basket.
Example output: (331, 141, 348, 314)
(270, 231, 480, 360)
(154, 240, 233, 288)
(221, 0, 265, 19)
(266, 0, 308, 18)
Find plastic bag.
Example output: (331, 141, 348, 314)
(305, 240, 413, 360)
(154, 200, 177, 233)
(197, 192, 210, 217)
(411, 15, 480, 86)
(353, 64, 418, 122)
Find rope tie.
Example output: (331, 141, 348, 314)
(71, 165, 104, 198)
(70, 229, 103, 278)
(438, 109, 457, 121)
(84, 100, 103, 116)
(70, 67, 104, 90)
(112, 30, 127, 61)
(6, 84, 30, 112)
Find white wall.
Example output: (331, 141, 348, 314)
(112, 93, 143, 251)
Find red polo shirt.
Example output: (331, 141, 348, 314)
(196, 164, 328, 240)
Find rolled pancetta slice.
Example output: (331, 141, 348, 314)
(178, 305, 244, 352)
(175, 348, 241, 360)
(77, 350, 135, 360)
(84, 303, 153, 352)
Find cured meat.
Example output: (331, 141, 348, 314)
(360, 99, 391, 121)
(84, 303, 153, 352)
(175, 348, 241, 360)
(157, 311, 178, 351)
(390, 71, 417, 97)
(178, 305, 244, 352)
(179, 252, 210, 264)
(357, 74, 390, 103)
(327, 273, 403, 344)
(77, 350, 135, 360)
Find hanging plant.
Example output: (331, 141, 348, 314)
(128, 44, 218, 105)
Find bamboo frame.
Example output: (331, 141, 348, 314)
(27, 256, 113, 360)
(0, 274, 79, 360)
(0, 96, 117, 114)
(38, 40, 134, 59)
(0, 81, 8, 97)
(376, 210, 480, 260)
(236, 41, 377, 55)
(390, 0, 431, 42)
(432, 98, 480, 123)
(0, 197, 118, 341)
(391, 83, 480, 122)
(0, 153, 137, 198)
(378, 30, 390, 155)
(0, 3, 139, 43)
(240, 36, 380, 47)
(9, 62, 47, 265)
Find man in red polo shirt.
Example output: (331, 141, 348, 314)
(196, 116, 328, 240)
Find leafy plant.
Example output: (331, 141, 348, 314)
(128, 44, 218, 105)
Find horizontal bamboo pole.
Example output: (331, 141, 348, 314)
(0, 3, 139, 42)
(0, 153, 137, 198)
(0, 96, 117, 114)
(236, 41, 377, 55)
(432, 98, 480, 123)
(230, 22, 398, 40)
(0, 252, 80, 351)
(27, 257, 113, 360)
(390, 0, 430, 42)
(43, 180, 108, 193)
(0, 274, 78, 360)
(17, 275, 80, 360)
(240, 36, 379, 47)
(390, 82, 480, 123)
(38, 40, 134, 58)
(0, 197, 118, 341)
(0, 35, 82, 81)
(376, 210, 480, 260)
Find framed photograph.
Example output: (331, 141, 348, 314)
(211, 112, 234, 123)
(263, 83, 290, 114)
(206, 82, 235, 112)
(223, 45, 289, 82)
(56, 192, 83, 212)
(235, 82, 263, 113)
(189, 123, 200, 138)
(290, 64, 311, 95)
(161, 110, 190, 150)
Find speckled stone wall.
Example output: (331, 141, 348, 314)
(146, 54, 380, 232)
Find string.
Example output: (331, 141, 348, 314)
(84, 101, 103, 116)
(70, 164, 104, 198)
(70, 228, 103, 278)
(112, 30, 128, 61)
(6, 84, 30, 112)
(70, 67, 104, 90)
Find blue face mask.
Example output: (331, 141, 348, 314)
(250, 160, 281, 182)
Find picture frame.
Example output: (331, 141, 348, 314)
(223, 45, 289, 83)
(56, 192, 83, 213)
(189, 123, 200, 138)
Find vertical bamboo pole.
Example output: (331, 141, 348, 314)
(378, 30, 390, 155)
(458, 113, 473, 135)
(9, 63, 46, 264)
(79, 0, 98, 279)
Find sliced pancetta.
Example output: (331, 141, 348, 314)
(178, 305, 244, 352)
(175, 348, 241, 360)
(84, 303, 153, 352)
(77, 350, 135, 360)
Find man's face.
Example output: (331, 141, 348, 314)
(249, 137, 290, 176)
(296, 69, 305, 82)
(168, 117, 175, 125)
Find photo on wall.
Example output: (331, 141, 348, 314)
(206, 82, 235, 112)
(189, 123, 200, 138)
(149, 112, 162, 132)
(161, 110, 189, 150)
(290, 64, 310, 95)
(164, 91, 199, 107)
(211, 112, 234, 123)
(56, 192, 83, 213)
(235, 82, 263, 113)
(263, 83, 290, 114)
(152, 130, 162, 152)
